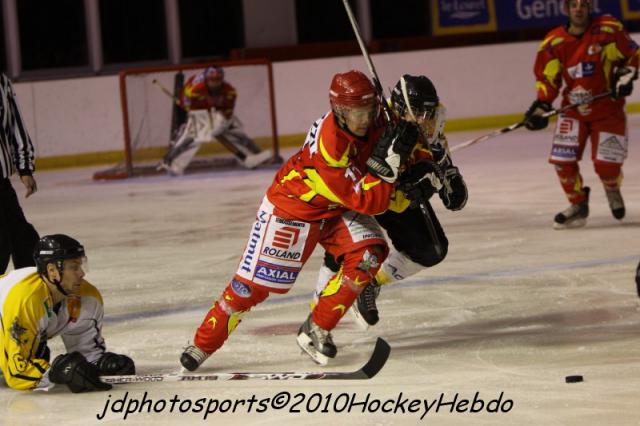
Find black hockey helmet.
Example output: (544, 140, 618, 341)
(391, 75, 439, 119)
(34, 234, 85, 276)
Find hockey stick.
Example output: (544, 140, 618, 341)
(449, 91, 612, 153)
(635, 259, 640, 298)
(151, 79, 249, 162)
(101, 337, 390, 384)
(342, 0, 444, 258)
(341, 0, 392, 122)
(151, 78, 179, 101)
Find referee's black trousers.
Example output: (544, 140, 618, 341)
(0, 178, 39, 273)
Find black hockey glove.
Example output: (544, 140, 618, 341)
(612, 66, 638, 99)
(49, 352, 112, 393)
(429, 138, 451, 168)
(96, 352, 136, 375)
(439, 166, 468, 211)
(367, 120, 420, 183)
(398, 160, 441, 202)
(524, 100, 552, 131)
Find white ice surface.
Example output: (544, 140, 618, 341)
(1, 118, 639, 426)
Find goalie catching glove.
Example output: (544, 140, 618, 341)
(367, 120, 420, 183)
(612, 66, 638, 99)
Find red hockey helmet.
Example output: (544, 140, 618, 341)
(329, 70, 376, 109)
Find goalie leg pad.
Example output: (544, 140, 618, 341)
(224, 121, 263, 154)
(240, 150, 272, 169)
(166, 142, 200, 176)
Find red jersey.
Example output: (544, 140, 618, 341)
(179, 72, 236, 119)
(266, 112, 394, 222)
(534, 15, 639, 121)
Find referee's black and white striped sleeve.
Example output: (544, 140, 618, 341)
(1, 73, 35, 179)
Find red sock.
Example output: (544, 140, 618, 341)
(313, 245, 386, 330)
(194, 279, 269, 353)
(555, 163, 586, 204)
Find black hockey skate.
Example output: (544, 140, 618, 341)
(180, 344, 211, 372)
(605, 190, 625, 220)
(351, 281, 381, 328)
(553, 187, 590, 230)
(296, 314, 337, 365)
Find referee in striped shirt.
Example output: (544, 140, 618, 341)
(1, 72, 39, 273)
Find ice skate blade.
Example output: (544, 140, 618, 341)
(350, 305, 371, 331)
(296, 333, 329, 366)
(553, 218, 586, 230)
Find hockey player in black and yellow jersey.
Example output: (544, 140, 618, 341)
(0, 234, 134, 392)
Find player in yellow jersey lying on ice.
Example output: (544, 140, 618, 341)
(0, 234, 134, 392)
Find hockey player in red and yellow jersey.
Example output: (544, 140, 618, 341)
(0, 235, 134, 392)
(524, 0, 639, 229)
(159, 66, 270, 175)
(315, 75, 468, 328)
(180, 70, 419, 369)
(179, 66, 236, 118)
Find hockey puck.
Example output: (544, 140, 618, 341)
(565, 375, 583, 383)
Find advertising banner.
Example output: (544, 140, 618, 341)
(432, 1, 631, 35)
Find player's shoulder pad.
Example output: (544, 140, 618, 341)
(594, 15, 624, 33)
(77, 280, 104, 305)
(538, 27, 566, 51)
(12, 269, 48, 300)
(318, 116, 352, 168)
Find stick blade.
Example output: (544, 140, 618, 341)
(326, 337, 391, 380)
(101, 338, 391, 384)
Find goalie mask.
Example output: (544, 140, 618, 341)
(204, 66, 224, 82)
(34, 234, 87, 296)
(329, 70, 378, 137)
(204, 66, 224, 93)
(392, 75, 444, 142)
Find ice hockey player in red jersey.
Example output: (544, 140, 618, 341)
(158, 66, 271, 175)
(180, 70, 419, 369)
(313, 75, 468, 328)
(524, 0, 638, 229)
